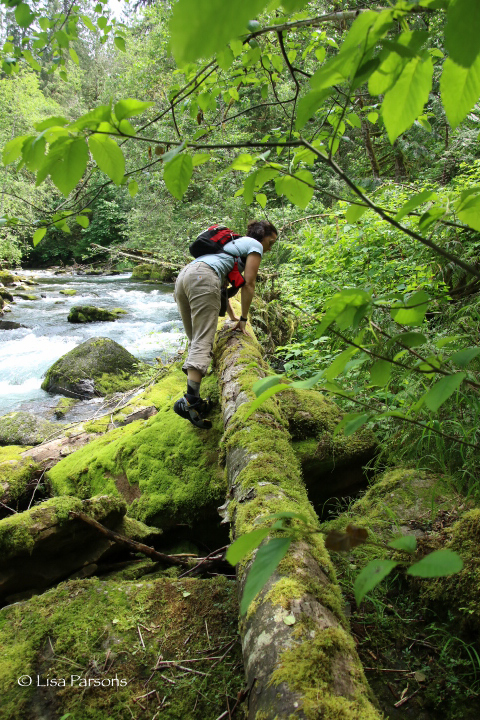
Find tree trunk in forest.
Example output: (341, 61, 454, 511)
(213, 321, 381, 720)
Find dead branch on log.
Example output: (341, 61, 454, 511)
(69, 511, 191, 567)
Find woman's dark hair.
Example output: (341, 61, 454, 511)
(246, 220, 278, 241)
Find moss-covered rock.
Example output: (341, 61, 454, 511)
(67, 305, 126, 323)
(41, 337, 154, 399)
(0, 270, 18, 286)
(47, 367, 226, 534)
(0, 412, 64, 447)
(131, 263, 177, 282)
(53, 397, 78, 419)
(0, 574, 242, 720)
(0, 446, 40, 513)
(13, 293, 38, 300)
(280, 387, 377, 506)
(0, 287, 14, 302)
(59, 288, 77, 296)
(0, 494, 163, 601)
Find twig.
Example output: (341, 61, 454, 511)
(69, 511, 192, 567)
(27, 469, 45, 510)
(138, 626, 145, 649)
(205, 619, 211, 646)
(160, 674, 176, 685)
(178, 545, 228, 578)
(394, 689, 419, 708)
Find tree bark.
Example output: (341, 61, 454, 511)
(213, 320, 381, 720)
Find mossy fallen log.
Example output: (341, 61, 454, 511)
(213, 322, 381, 720)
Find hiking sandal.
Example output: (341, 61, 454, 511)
(173, 396, 212, 430)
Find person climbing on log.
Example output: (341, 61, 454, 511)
(173, 219, 277, 429)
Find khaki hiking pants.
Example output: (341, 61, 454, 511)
(174, 262, 221, 377)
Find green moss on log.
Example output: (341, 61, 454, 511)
(47, 367, 225, 529)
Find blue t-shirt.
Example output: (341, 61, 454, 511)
(190, 236, 263, 283)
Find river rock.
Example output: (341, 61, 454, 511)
(41, 337, 151, 399)
(13, 292, 39, 300)
(59, 288, 77, 296)
(0, 494, 163, 602)
(0, 287, 14, 302)
(0, 270, 18, 286)
(0, 412, 64, 447)
(0, 321, 27, 330)
(67, 305, 126, 323)
(0, 446, 41, 516)
(131, 263, 176, 282)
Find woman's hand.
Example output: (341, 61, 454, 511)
(232, 319, 248, 335)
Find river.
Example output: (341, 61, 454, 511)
(0, 270, 184, 420)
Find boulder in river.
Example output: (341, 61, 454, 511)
(0, 270, 18, 286)
(67, 305, 126, 323)
(0, 412, 64, 447)
(131, 263, 177, 282)
(0, 287, 14, 302)
(0, 321, 27, 330)
(41, 337, 154, 399)
(13, 292, 39, 300)
(59, 288, 77, 296)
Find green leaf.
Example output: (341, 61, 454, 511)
(226, 527, 270, 566)
(32, 227, 46, 246)
(367, 111, 378, 123)
(388, 535, 417, 553)
(230, 153, 255, 172)
(114, 98, 153, 121)
(256, 193, 267, 208)
(291, 371, 324, 390)
(49, 138, 89, 196)
(128, 180, 139, 198)
(419, 206, 446, 231)
(34, 117, 68, 132)
(192, 153, 210, 167)
(394, 190, 436, 222)
(114, 36, 126, 52)
(243, 172, 257, 206)
(456, 193, 480, 231)
(244, 383, 290, 419)
(407, 548, 463, 577)
(76, 215, 89, 228)
(217, 47, 234, 72)
(15, 3, 34, 28)
(441, 55, 480, 130)
(347, 112, 362, 128)
(295, 88, 332, 129)
(275, 170, 314, 209)
(252, 375, 284, 396)
(282, 0, 308, 10)
(170, 0, 268, 65)
(3, 135, 30, 165)
(343, 413, 370, 436)
(382, 55, 434, 144)
(423, 373, 466, 412)
(346, 204, 368, 222)
(82, 15, 96, 32)
(324, 346, 359, 382)
(240, 537, 292, 615)
(283, 614, 296, 625)
(370, 359, 391, 386)
(163, 154, 193, 200)
(450, 347, 480, 367)
(69, 47, 79, 65)
(388, 332, 427, 349)
(390, 289, 430, 327)
(354, 559, 398, 605)
(445, 0, 480, 68)
(88, 134, 125, 185)
(22, 49, 41, 71)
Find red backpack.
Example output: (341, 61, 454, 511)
(189, 224, 246, 290)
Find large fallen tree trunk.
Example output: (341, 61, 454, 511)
(214, 321, 381, 720)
